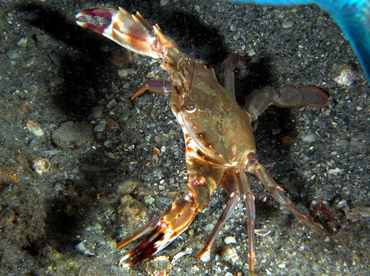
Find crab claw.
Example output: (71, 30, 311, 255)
(117, 193, 198, 268)
(76, 7, 178, 59)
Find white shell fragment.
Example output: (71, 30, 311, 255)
(33, 158, 50, 175)
(199, 250, 211, 262)
(255, 228, 272, 236)
(27, 120, 45, 136)
(327, 168, 344, 175)
(333, 66, 355, 86)
(220, 246, 239, 263)
(76, 241, 95, 257)
(171, 247, 193, 264)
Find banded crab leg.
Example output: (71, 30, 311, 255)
(246, 152, 328, 234)
(197, 168, 257, 271)
(195, 155, 328, 273)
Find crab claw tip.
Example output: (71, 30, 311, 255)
(119, 257, 132, 269)
(75, 8, 116, 20)
(119, 254, 130, 263)
(75, 8, 117, 35)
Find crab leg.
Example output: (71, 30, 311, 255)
(239, 172, 257, 272)
(197, 168, 257, 271)
(223, 53, 248, 99)
(246, 153, 328, 234)
(246, 85, 328, 121)
(117, 217, 160, 249)
(197, 193, 240, 256)
(131, 81, 174, 100)
(196, 169, 241, 259)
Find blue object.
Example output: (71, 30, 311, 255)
(223, 0, 370, 80)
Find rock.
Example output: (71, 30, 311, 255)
(52, 121, 93, 148)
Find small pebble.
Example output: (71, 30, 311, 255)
(90, 106, 104, 119)
(301, 133, 317, 142)
(94, 119, 107, 132)
(160, 0, 170, 6)
(232, 31, 241, 40)
(116, 179, 140, 194)
(106, 99, 117, 109)
(17, 37, 28, 47)
(224, 236, 236, 244)
(255, 228, 271, 236)
(248, 49, 256, 56)
(144, 195, 155, 205)
(152, 154, 159, 164)
(171, 248, 193, 264)
(5, 49, 19, 59)
(281, 20, 294, 28)
(118, 68, 136, 77)
(327, 168, 344, 175)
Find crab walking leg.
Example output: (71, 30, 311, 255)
(238, 171, 257, 271)
(223, 53, 248, 99)
(131, 81, 174, 100)
(197, 168, 257, 271)
(196, 169, 241, 258)
(197, 193, 240, 257)
(246, 85, 329, 122)
(247, 153, 328, 234)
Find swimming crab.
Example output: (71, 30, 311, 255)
(76, 7, 329, 273)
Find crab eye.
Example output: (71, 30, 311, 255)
(183, 102, 197, 113)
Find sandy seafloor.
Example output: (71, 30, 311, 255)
(0, 0, 369, 275)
